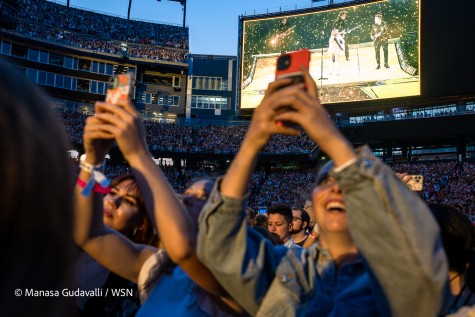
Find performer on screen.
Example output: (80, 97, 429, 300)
(332, 11, 351, 61)
(327, 28, 345, 75)
(370, 13, 390, 69)
(271, 17, 294, 53)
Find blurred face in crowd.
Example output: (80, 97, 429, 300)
(291, 209, 306, 234)
(312, 176, 349, 238)
(181, 179, 213, 223)
(304, 200, 315, 228)
(103, 179, 141, 232)
(268, 213, 291, 242)
(246, 208, 257, 226)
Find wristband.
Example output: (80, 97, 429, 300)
(77, 178, 111, 194)
(79, 154, 105, 172)
(78, 154, 110, 197)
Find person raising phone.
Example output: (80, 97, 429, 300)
(74, 96, 245, 316)
(196, 66, 448, 316)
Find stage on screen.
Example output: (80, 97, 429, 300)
(239, 0, 420, 109)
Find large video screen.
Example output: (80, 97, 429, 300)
(239, 0, 420, 109)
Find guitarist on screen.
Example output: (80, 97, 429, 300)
(274, 17, 294, 53)
(332, 11, 352, 61)
(370, 13, 390, 69)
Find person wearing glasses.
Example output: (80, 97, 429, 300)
(290, 208, 310, 247)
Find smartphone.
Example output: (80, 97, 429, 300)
(407, 175, 424, 191)
(275, 49, 311, 84)
(105, 73, 134, 105)
(274, 49, 311, 127)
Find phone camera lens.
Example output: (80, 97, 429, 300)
(277, 54, 291, 70)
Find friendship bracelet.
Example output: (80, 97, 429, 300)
(77, 178, 111, 195)
(79, 154, 105, 172)
(78, 154, 110, 197)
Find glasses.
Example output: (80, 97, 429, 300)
(293, 217, 302, 221)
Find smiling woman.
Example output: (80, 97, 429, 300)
(196, 67, 449, 317)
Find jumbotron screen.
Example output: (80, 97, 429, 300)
(239, 0, 420, 109)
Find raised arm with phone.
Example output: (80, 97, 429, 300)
(274, 49, 310, 127)
(74, 74, 244, 316)
(196, 56, 448, 317)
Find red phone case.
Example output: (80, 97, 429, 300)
(275, 49, 311, 80)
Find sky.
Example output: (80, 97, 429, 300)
(51, 0, 337, 56)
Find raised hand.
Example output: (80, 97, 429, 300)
(92, 100, 149, 164)
(83, 115, 114, 165)
(271, 67, 356, 167)
(243, 77, 302, 152)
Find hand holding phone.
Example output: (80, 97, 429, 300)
(274, 49, 311, 127)
(275, 49, 310, 83)
(105, 73, 134, 105)
(407, 175, 424, 191)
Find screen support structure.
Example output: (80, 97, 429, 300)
(317, 30, 327, 95)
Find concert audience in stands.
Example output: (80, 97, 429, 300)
(14, 0, 188, 62)
(56, 112, 475, 221)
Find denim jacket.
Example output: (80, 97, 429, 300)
(197, 146, 448, 317)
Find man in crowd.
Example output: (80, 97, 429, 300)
(290, 208, 309, 247)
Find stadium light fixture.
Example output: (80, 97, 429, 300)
(156, 0, 187, 28)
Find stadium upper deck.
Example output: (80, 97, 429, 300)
(12, 0, 189, 63)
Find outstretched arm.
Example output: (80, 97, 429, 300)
(273, 68, 356, 167)
(92, 101, 243, 312)
(73, 115, 156, 283)
(197, 79, 303, 314)
(221, 79, 301, 198)
(274, 68, 448, 317)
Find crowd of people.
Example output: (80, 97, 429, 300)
(97, 159, 475, 221)
(13, 0, 189, 63)
(3, 57, 474, 317)
(394, 161, 475, 222)
(58, 111, 316, 154)
(58, 110, 475, 219)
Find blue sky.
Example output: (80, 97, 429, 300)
(51, 0, 333, 56)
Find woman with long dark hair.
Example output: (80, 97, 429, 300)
(428, 203, 475, 315)
(74, 98, 244, 316)
(76, 173, 157, 316)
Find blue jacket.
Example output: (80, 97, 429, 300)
(197, 146, 449, 317)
